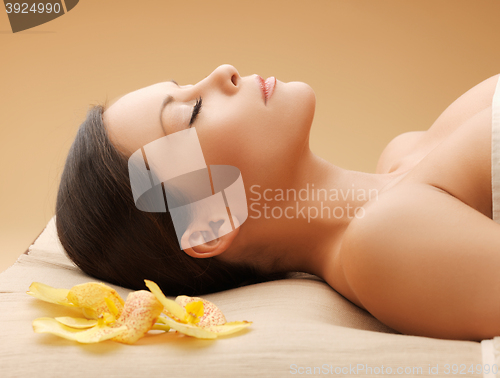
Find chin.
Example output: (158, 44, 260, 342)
(285, 81, 316, 132)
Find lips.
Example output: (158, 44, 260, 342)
(256, 75, 276, 104)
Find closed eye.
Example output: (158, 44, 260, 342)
(189, 97, 202, 127)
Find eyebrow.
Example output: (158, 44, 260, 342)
(159, 79, 180, 133)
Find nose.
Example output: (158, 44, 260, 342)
(200, 64, 240, 95)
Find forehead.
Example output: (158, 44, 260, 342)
(103, 82, 169, 156)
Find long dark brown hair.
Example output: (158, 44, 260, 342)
(56, 104, 272, 295)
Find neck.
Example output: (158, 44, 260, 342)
(234, 148, 404, 280)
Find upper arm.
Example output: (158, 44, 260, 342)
(340, 183, 500, 340)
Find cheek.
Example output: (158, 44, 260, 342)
(197, 83, 315, 176)
(196, 100, 261, 165)
(197, 124, 250, 169)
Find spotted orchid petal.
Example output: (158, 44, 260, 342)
(175, 295, 227, 327)
(67, 282, 125, 319)
(110, 290, 163, 344)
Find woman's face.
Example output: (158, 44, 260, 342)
(104, 64, 316, 188)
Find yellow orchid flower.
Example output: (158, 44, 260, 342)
(28, 282, 163, 344)
(32, 290, 163, 344)
(27, 281, 124, 319)
(145, 280, 252, 339)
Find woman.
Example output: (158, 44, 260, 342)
(56, 64, 500, 341)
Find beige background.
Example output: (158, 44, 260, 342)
(1, 0, 500, 273)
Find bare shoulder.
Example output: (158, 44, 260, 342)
(338, 183, 500, 339)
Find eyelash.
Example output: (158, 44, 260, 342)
(189, 97, 202, 127)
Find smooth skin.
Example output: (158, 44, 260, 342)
(338, 73, 500, 340)
(105, 65, 500, 340)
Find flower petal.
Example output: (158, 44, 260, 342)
(151, 323, 171, 332)
(185, 301, 204, 324)
(55, 317, 97, 329)
(156, 315, 169, 325)
(74, 324, 127, 343)
(111, 290, 163, 344)
(33, 317, 127, 343)
(158, 316, 217, 339)
(67, 282, 125, 319)
(26, 282, 76, 308)
(204, 321, 253, 336)
(175, 296, 226, 327)
(104, 297, 120, 317)
(144, 280, 187, 322)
